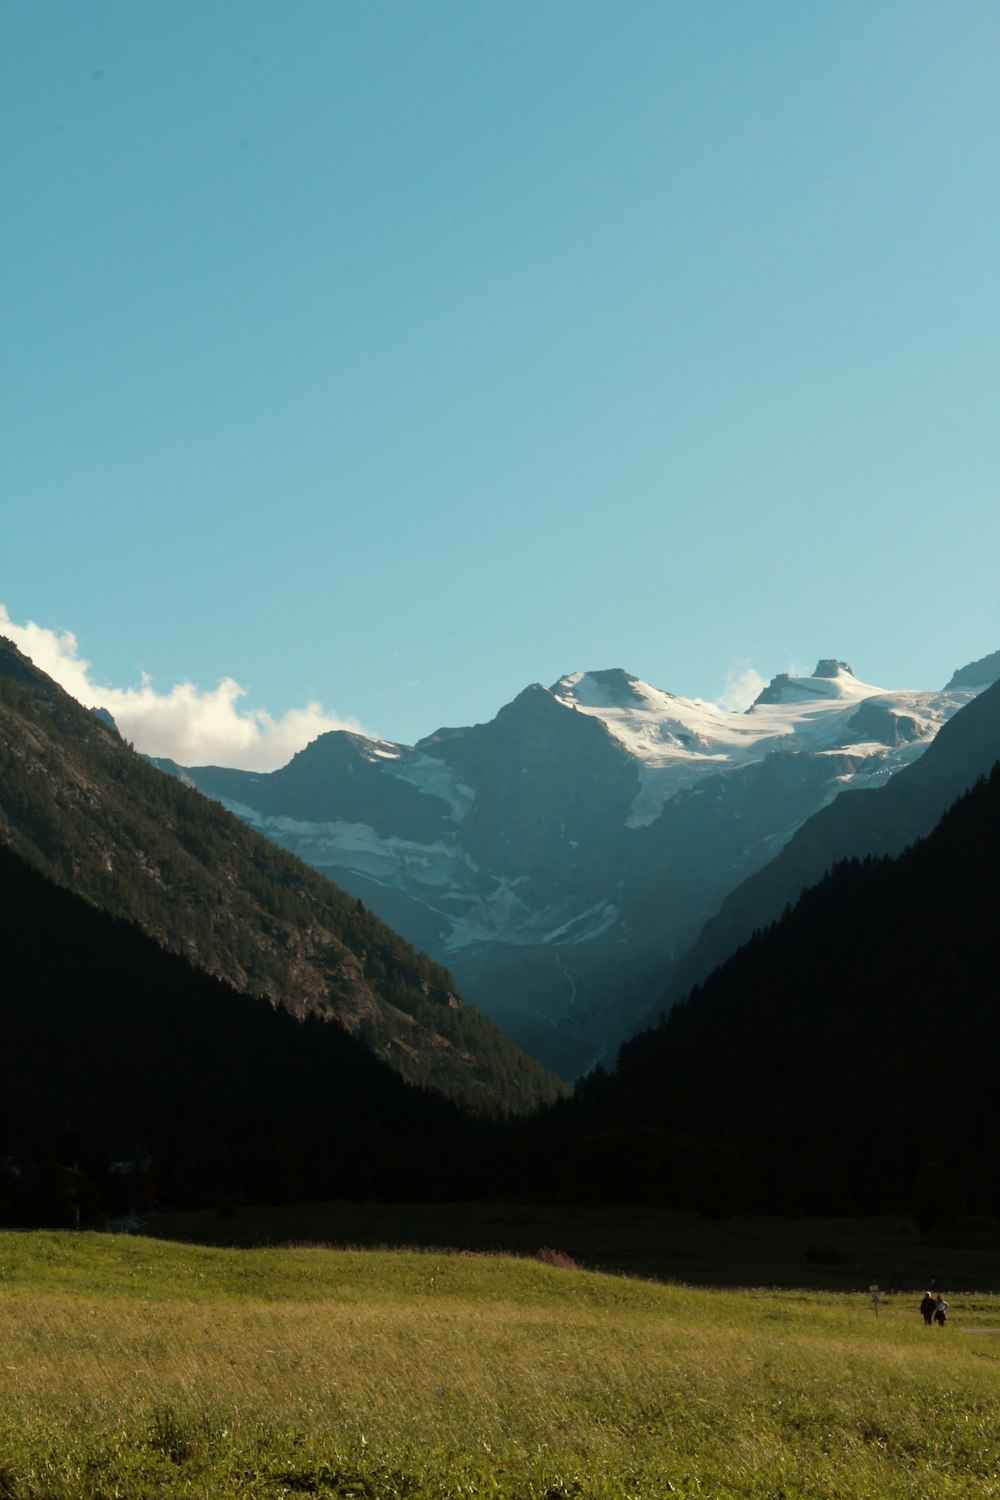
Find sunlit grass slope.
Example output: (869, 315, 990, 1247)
(1, 1233, 998, 1498)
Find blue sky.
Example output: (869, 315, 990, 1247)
(2, 1, 997, 767)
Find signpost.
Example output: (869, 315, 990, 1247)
(870, 1283, 881, 1318)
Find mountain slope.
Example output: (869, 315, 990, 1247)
(664, 676, 1000, 1006)
(0, 637, 564, 1114)
(516, 763, 1000, 1217)
(0, 842, 484, 1220)
(155, 655, 992, 1077)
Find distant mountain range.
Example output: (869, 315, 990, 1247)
(152, 650, 1000, 1078)
(3, 629, 998, 1227)
(0, 636, 563, 1116)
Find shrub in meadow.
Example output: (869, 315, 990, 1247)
(536, 1246, 578, 1269)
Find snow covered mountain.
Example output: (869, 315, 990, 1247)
(154, 653, 998, 1079)
(662, 672, 1000, 1012)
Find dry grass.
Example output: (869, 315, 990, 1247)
(0, 1233, 998, 1497)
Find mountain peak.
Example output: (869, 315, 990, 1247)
(90, 706, 121, 735)
(945, 649, 1000, 691)
(501, 681, 561, 715)
(813, 659, 854, 679)
(287, 728, 401, 770)
(750, 660, 863, 708)
(551, 668, 657, 711)
(494, 682, 602, 737)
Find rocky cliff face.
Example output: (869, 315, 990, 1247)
(154, 655, 997, 1079)
(945, 649, 1000, 691)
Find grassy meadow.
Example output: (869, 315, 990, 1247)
(1, 1232, 998, 1498)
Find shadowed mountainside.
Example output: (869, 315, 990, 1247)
(0, 842, 486, 1220)
(0, 637, 564, 1115)
(662, 676, 1000, 1009)
(516, 762, 1000, 1218)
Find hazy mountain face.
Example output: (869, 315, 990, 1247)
(523, 763, 1000, 1217)
(154, 656, 996, 1078)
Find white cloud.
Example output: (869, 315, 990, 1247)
(714, 661, 768, 712)
(0, 606, 370, 771)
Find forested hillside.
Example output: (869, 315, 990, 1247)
(0, 638, 563, 1114)
(664, 676, 1000, 1006)
(512, 765, 1000, 1219)
(0, 844, 485, 1222)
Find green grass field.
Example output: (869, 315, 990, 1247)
(1, 1231, 998, 1498)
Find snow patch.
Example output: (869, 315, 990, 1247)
(366, 741, 404, 761)
(443, 878, 534, 950)
(549, 669, 976, 828)
(542, 902, 619, 946)
(222, 809, 468, 891)
(383, 752, 476, 821)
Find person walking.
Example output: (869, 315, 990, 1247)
(933, 1294, 949, 1326)
(920, 1291, 936, 1326)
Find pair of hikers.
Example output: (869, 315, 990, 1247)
(920, 1291, 948, 1326)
